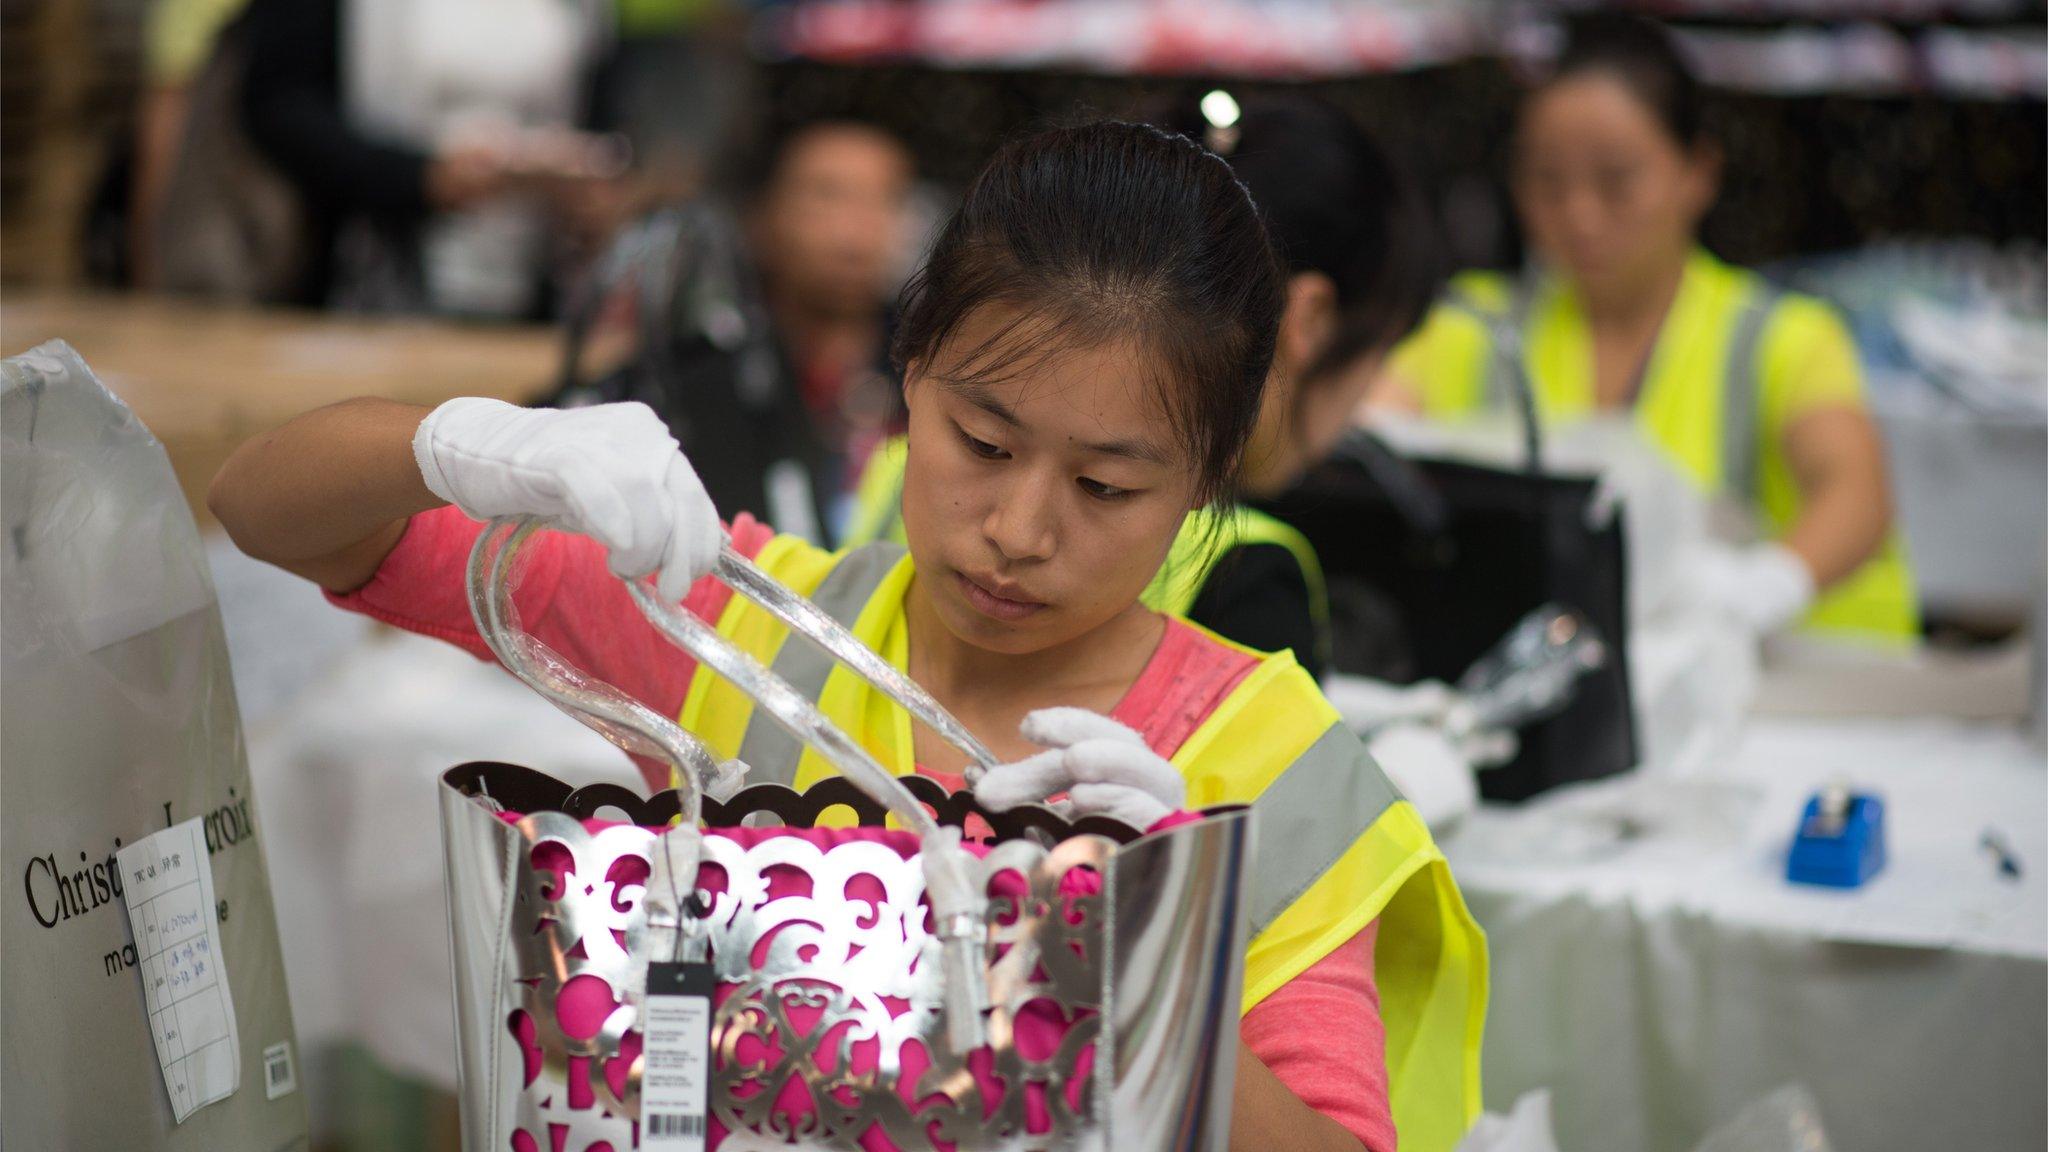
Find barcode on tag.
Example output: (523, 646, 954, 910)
(641, 960, 715, 1152)
(645, 1112, 705, 1138)
(262, 1041, 297, 1100)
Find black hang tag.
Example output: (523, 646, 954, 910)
(642, 960, 717, 1151)
(646, 959, 716, 1000)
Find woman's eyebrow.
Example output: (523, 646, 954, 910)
(952, 380, 1171, 465)
(1077, 435, 1172, 466)
(953, 381, 1023, 428)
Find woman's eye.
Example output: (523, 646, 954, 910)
(956, 425, 1005, 459)
(1078, 477, 1134, 501)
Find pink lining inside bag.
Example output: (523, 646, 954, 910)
(494, 813, 1192, 1150)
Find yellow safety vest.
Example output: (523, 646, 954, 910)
(847, 434, 1334, 668)
(1390, 249, 1919, 643)
(675, 536, 1489, 1151)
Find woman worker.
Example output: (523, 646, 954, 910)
(212, 122, 1486, 1151)
(845, 94, 1440, 681)
(1375, 15, 1917, 644)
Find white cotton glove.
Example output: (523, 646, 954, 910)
(414, 397, 722, 602)
(1688, 542, 1816, 636)
(1366, 723, 1480, 832)
(973, 707, 1186, 829)
(1325, 673, 1518, 768)
(1322, 675, 1461, 731)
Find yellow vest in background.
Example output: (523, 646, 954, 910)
(674, 536, 1490, 1151)
(1390, 249, 1919, 643)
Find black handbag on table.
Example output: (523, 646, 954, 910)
(1261, 295, 1637, 802)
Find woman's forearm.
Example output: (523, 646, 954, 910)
(208, 397, 441, 591)
(1230, 1044, 1366, 1152)
(1778, 407, 1893, 589)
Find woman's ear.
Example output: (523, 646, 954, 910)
(1278, 272, 1338, 378)
(1681, 141, 1724, 229)
(901, 361, 924, 410)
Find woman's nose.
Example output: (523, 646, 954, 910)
(1560, 185, 1609, 241)
(982, 467, 1058, 562)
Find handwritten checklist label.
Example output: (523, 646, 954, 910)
(118, 818, 240, 1122)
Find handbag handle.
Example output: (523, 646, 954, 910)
(466, 518, 729, 830)
(1443, 280, 1546, 479)
(467, 516, 992, 1051)
(706, 547, 1000, 779)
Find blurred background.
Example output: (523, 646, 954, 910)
(2, 2, 2044, 1151)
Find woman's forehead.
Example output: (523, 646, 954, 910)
(1521, 73, 1675, 151)
(930, 305, 1181, 449)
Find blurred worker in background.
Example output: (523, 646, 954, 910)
(548, 118, 918, 545)
(1374, 14, 1919, 645)
(743, 120, 919, 502)
(228, 0, 638, 315)
(130, 0, 250, 289)
(847, 93, 1437, 680)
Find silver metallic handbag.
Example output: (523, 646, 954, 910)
(439, 518, 1254, 1151)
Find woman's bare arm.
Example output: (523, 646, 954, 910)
(1231, 1045, 1368, 1152)
(207, 397, 441, 592)
(1777, 405, 1893, 589)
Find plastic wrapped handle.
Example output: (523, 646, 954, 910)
(467, 516, 991, 1051)
(467, 518, 727, 830)
(713, 547, 1000, 781)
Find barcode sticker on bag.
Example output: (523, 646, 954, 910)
(645, 1112, 706, 1138)
(262, 1041, 297, 1100)
(641, 961, 714, 1152)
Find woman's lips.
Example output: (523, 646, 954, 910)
(954, 571, 1046, 621)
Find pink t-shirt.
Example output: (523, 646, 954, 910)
(330, 505, 1396, 1150)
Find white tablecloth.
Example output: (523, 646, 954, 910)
(1443, 717, 2048, 1152)
(211, 540, 638, 1094)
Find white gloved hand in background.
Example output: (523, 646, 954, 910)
(1367, 723, 1481, 831)
(973, 707, 1185, 829)
(414, 397, 722, 602)
(1689, 542, 1816, 636)
(1322, 676, 1460, 731)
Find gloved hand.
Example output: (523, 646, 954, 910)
(973, 708, 1185, 829)
(414, 397, 722, 602)
(1324, 673, 1517, 768)
(1689, 542, 1816, 635)
(1322, 675, 1461, 731)
(1366, 723, 1480, 831)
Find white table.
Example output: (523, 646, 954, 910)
(209, 540, 638, 1120)
(1443, 717, 2047, 1152)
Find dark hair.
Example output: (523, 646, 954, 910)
(1539, 14, 1705, 147)
(892, 121, 1285, 506)
(1152, 93, 1439, 384)
(734, 118, 911, 201)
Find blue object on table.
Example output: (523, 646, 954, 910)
(1786, 790, 1886, 888)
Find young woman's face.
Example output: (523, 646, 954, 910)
(899, 305, 1199, 656)
(1513, 73, 1716, 302)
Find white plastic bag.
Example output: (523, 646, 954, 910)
(1, 342, 309, 1149)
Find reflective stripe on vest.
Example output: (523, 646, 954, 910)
(1718, 287, 1781, 505)
(734, 542, 908, 783)
(1247, 721, 1401, 937)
